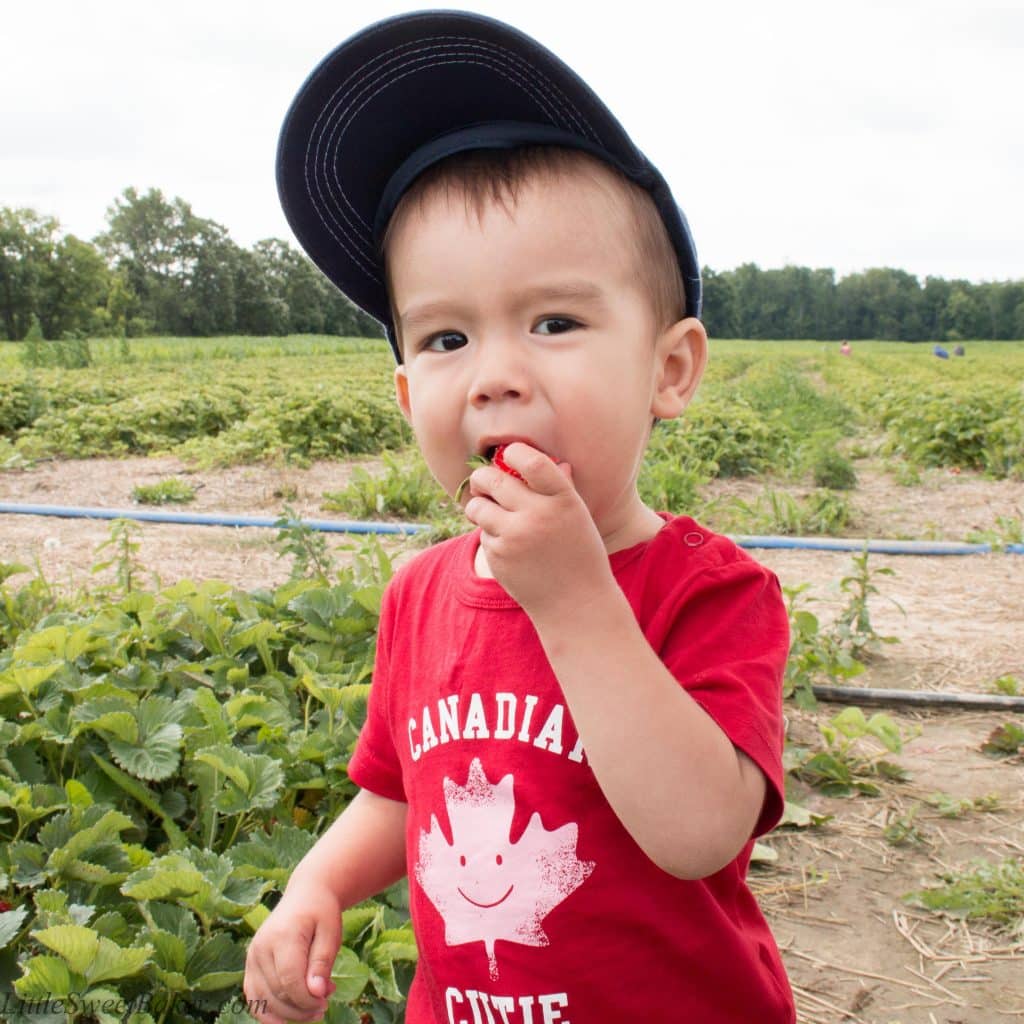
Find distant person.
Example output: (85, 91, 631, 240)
(953, 344, 965, 356)
(933, 344, 950, 359)
(839, 340, 851, 356)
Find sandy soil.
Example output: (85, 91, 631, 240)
(2, 456, 1023, 1023)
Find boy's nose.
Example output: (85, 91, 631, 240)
(468, 340, 532, 408)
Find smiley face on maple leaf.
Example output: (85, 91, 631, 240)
(416, 758, 595, 980)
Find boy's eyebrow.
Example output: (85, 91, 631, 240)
(399, 280, 608, 332)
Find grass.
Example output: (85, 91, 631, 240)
(131, 478, 197, 505)
(905, 857, 1024, 934)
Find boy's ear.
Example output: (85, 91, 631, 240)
(651, 317, 708, 421)
(394, 365, 413, 423)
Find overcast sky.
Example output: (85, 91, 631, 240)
(3, 1, 1021, 283)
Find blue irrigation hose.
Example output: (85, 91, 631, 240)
(0, 503, 430, 535)
(730, 535, 997, 555)
(1, 502, 1022, 553)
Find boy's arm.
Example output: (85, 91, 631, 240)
(244, 789, 407, 1024)
(530, 585, 768, 880)
(287, 788, 408, 906)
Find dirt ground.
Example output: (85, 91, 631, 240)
(2, 456, 1023, 1023)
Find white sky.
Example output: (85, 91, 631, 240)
(3, 1, 1022, 283)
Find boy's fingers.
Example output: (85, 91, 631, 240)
(502, 443, 570, 496)
(264, 941, 327, 1019)
(306, 915, 342, 997)
(464, 494, 506, 533)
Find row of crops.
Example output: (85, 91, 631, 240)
(1, 339, 1021, 480)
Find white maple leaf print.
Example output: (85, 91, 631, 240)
(415, 757, 595, 981)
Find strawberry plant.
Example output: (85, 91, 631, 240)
(0, 532, 416, 1022)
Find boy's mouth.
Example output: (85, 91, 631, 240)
(475, 437, 546, 460)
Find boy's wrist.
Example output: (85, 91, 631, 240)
(528, 571, 628, 647)
(284, 858, 346, 909)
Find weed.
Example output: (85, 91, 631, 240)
(812, 448, 858, 490)
(783, 583, 865, 708)
(322, 450, 448, 520)
(893, 461, 922, 486)
(924, 792, 1001, 818)
(787, 706, 910, 797)
(0, 561, 62, 650)
(782, 550, 900, 706)
(966, 514, 1023, 551)
(828, 549, 902, 661)
(883, 804, 928, 846)
(905, 857, 1024, 934)
(273, 503, 337, 583)
(981, 722, 1024, 758)
(273, 483, 300, 501)
(90, 518, 148, 597)
(709, 488, 852, 537)
(131, 477, 197, 504)
(991, 674, 1020, 696)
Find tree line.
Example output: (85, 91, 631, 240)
(2, 188, 1022, 343)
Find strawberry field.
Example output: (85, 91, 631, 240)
(1, 337, 1023, 1024)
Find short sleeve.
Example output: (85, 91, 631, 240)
(658, 560, 790, 838)
(347, 579, 407, 803)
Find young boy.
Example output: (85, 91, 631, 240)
(246, 11, 794, 1023)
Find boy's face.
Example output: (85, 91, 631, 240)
(388, 170, 705, 537)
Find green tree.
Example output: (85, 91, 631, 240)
(700, 266, 740, 338)
(42, 234, 111, 339)
(0, 207, 57, 340)
(96, 187, 239, 335)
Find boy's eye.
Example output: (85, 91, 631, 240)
(423, 332, 468, 352)
(536, 315, 577, 335)
(535, 317, 578, 335)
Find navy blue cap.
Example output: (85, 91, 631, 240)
(276, 9, 702, 363)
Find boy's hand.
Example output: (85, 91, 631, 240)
(243, 885, 340, 1024)
(463, 442, 614, 620)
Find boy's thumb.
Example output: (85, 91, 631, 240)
(306, 918, 340, 998)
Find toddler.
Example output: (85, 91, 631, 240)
(245, 11, 794, 1023)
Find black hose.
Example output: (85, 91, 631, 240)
(811, 684, 1024, 712)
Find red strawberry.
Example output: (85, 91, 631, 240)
(454, 443, 561, 502)
(0, 900, 12, 913)
(491, 444, 524, 481)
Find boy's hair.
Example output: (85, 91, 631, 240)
(379, 146, 688, 359)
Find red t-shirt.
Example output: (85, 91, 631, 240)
(348, 512, 795, 1023)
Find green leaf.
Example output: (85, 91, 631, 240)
(32, 925, 153, 986)
(122, 854, 204, 903)
(341, 905, 379, 946)
(64, 778, 93, 809)
(865, 712, 903, 753)
(185, 933, 246, 991)
(190, 686, 232, 744)
(9, 841, 47, 886)
(146, 927, 189, 974)
(329, 945, 371, 1002)
(106, 695, 185, 781)
(830, 706, 868, 739)
(90, 752, 187, 850)
(45, 807, 135, 872)
(193, 746, 249, 790)
(0, 662, 62, 700)
(72, 696, 139, 744)
(13, 954, 78, 998)
(338, 684, 371, 730)
(0, 906, 29, 949)
(195, 746, 284, 814)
